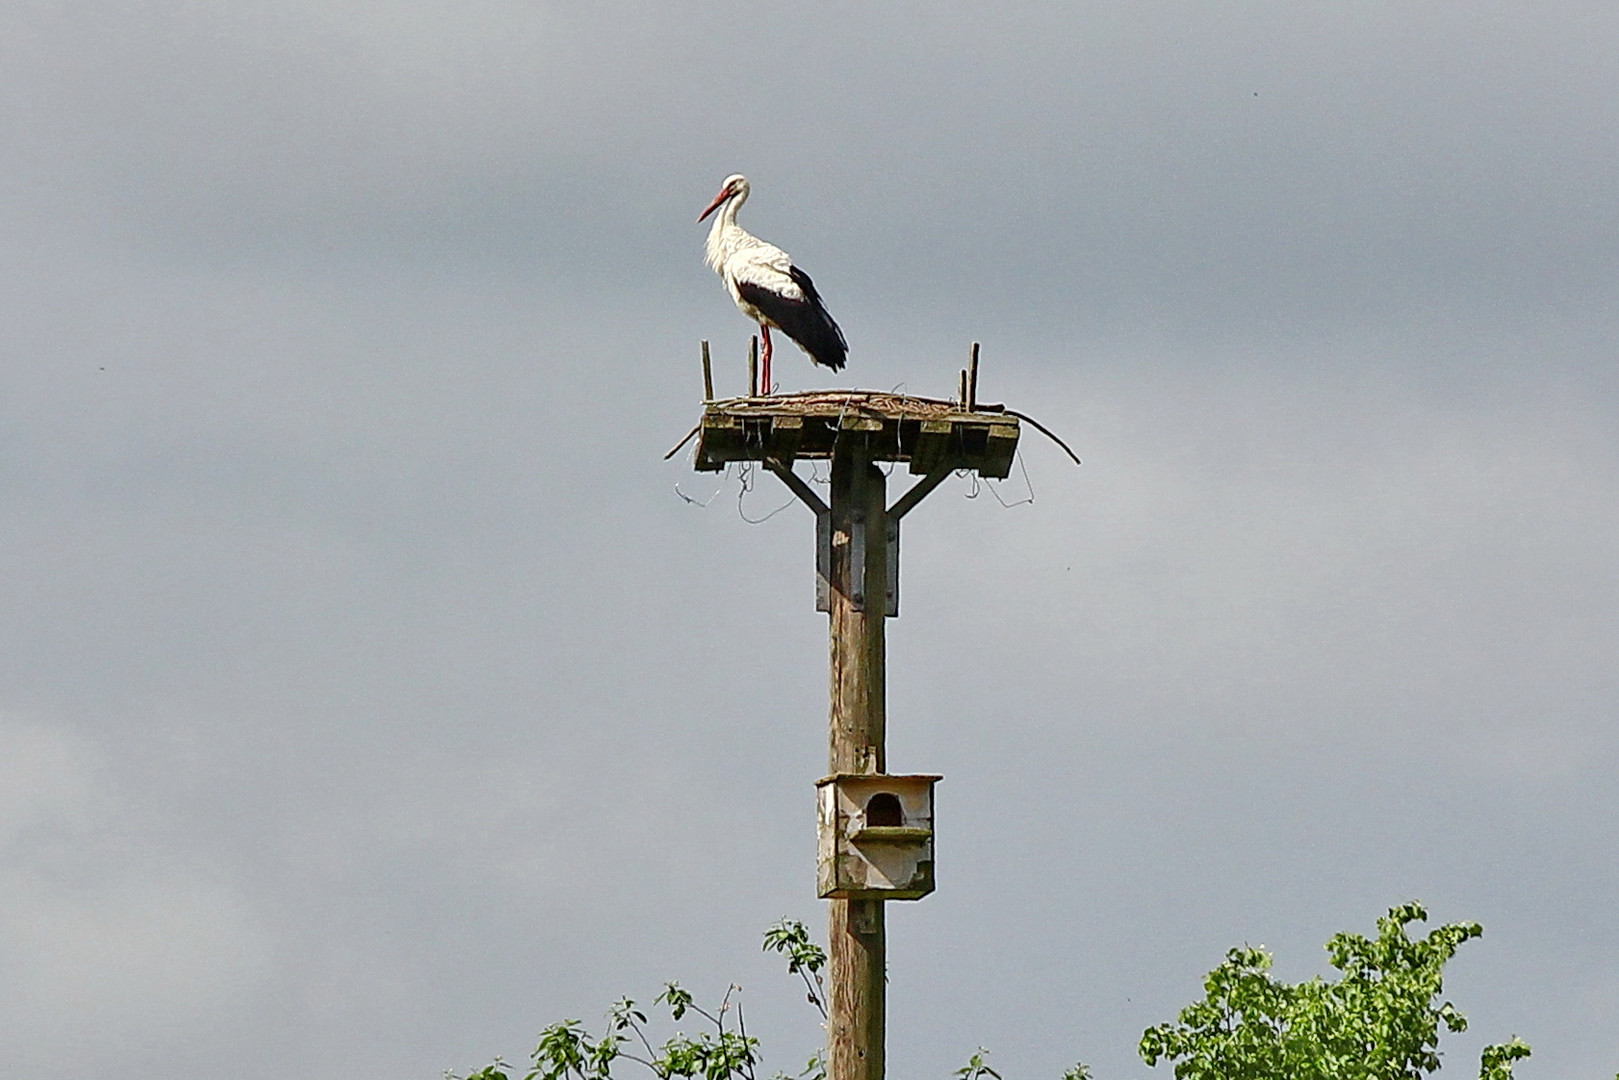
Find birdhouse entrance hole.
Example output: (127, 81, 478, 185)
(865, 793, 903, 827)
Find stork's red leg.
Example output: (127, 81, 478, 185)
(759, 324, 773, 396)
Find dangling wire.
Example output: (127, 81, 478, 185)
(675, 463, 730, 507)
(984, 451, 1035, 508)
(832, 399, 853, 434)
(737, 463, 796, 525)
(678, 459, 814, 522)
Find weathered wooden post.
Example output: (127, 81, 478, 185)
(686, 351, 1025, 1080)
(826, 446, 888, 1080)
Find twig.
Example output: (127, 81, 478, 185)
(663, 424, 700, 461)
(624, 1012, 660, 1070)
(1002, 408, 1081, 466)
(736, 993, 756, 1080)
(802, 967, 827, 1020)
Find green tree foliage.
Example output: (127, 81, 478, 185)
(452, 920, 824, 1080)
(1137, 902, 1530, 1080)
(454, 905, 1566, 1080)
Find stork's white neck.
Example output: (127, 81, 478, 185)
(704, 190, 749, 272)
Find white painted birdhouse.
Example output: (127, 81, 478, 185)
(816, 773, 940, 900)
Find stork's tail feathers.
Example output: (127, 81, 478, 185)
(785, 266, 847, 371)
(796, 311, 847, 371)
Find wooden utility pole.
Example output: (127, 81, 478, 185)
(827, 448, 888, 1080)
(684, 351, 1034, 1080)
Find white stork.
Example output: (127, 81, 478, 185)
(698, 174, 847, 395)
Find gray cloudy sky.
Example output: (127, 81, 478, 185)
(2, 2, 1617, 1077)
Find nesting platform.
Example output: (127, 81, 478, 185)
(693, 391, 1021, 478)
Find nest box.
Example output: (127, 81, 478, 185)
(817, 773, 940, 900)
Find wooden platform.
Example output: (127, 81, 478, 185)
(693, 391, 1021, 478)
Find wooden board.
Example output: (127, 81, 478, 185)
(693, 391, 1022, 479)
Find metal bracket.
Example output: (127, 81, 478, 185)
(851, 898, 883, 935)
(885, 515, 899, 617)
(848, 462, 867, 611)
(816, 508, 832, 611)
(765, 459, 953, 620)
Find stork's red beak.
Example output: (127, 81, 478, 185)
(697, 187, 731, 222)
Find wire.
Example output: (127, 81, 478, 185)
(674, 464, 730, 507)
(984, 451, 1035, 508)
(737, 463, 797, 524)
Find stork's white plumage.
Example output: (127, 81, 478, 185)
(698, 174, 847, 394)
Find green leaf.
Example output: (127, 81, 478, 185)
(658, 983, 695, 1022)
(763, 919, 827, 977)
(954, 1048, 1002, 1080)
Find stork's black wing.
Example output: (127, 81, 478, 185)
(736, 266, 848, 371)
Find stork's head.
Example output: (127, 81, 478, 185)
(698, 174, 749, 222)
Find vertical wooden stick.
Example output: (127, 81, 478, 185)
(958, 369, 969, 409)
(968, 342, 980, 412)
(701, 340, 714, 401)
(750, 336, 760, 398)
(828, 447, 888, 1080)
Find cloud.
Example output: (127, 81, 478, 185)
(0, 721, 271, 1065)
(7, 1, 1616, 335)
